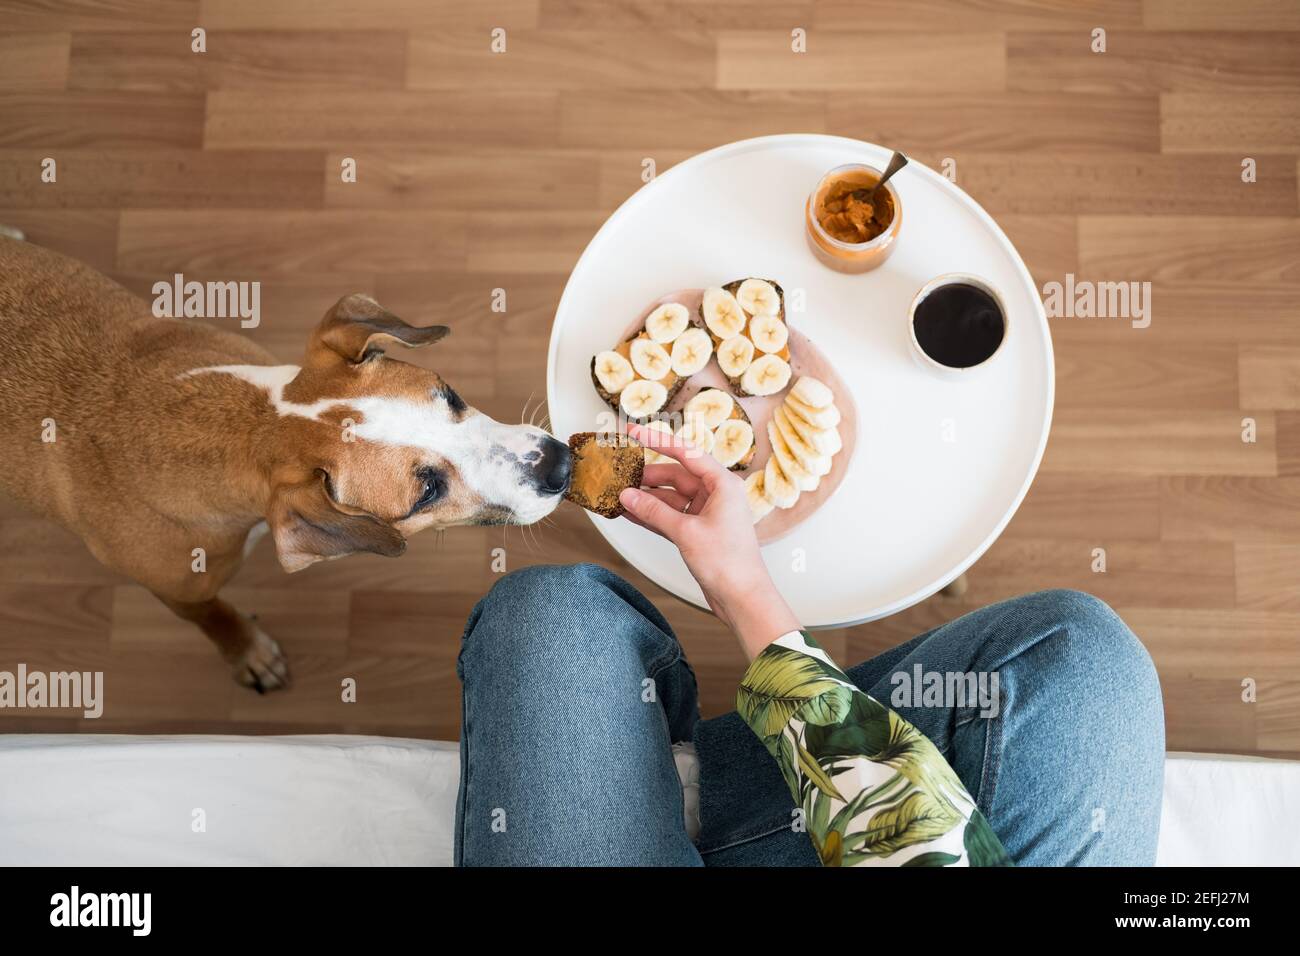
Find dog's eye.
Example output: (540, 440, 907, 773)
(415, 468, 444, 509)
(441, 385, 467, 414)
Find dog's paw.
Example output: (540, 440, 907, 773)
(233, 625, 291, 694)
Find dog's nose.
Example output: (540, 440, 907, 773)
(534, 436, 572, 495)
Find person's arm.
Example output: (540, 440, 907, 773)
(620, 423, 1012, 867)
(616, 426, 798, 661)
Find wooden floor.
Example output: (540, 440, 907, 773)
(0, 1, 1297, 755)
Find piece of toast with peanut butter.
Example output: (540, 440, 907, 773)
(563, 432, 645, 519)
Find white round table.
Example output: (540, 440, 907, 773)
(546, 134, 1053, 628)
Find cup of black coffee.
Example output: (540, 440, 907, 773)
(907, 274, 1007, 376)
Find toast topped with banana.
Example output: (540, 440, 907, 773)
(590, 277, 792, 424)
(676, 387, 756, 471)
(591, 301, 710, 421)
(698, 278, 791, 398)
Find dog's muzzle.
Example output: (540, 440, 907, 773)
(532, 435, 572, 496)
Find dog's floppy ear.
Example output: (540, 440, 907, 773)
(307, 293, 450, 367)
(268, 473, 406, 573)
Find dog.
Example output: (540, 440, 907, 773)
(0, 237, 572, 691)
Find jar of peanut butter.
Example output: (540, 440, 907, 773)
(805, 163, 902, 274)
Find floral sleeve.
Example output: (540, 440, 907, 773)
(736, 630, 1012, 867)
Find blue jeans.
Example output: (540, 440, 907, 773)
(454, 564, 1165, 866)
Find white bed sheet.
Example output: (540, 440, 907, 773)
(0, 735, 460, 866)
(1, 735, 1296, 866)
(1156, 751, 1300, 867)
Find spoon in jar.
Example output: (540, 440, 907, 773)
(850, 150, 908, 204)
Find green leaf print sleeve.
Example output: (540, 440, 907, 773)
(736, 631, 1013, 867)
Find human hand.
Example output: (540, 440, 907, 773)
(619, 422, 800, 658)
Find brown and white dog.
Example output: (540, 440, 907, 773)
(0, 237, 572, 691)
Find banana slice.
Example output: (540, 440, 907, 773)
(683, 388, 735, 430)
(741, 354, 792, 397)
(669, 327, 712, 377)
(786, 394, 841, 429)
(629, 338, 672, 381)
(712, 419, 754, 469)
(675, 418, 715, 456)
(745, 470, 775, 523)
(763, 455, 799, 509)
(748, 313, 788, 354)
(783, 402, 841, 456)
(717, 334, 755, 378)
(642, 419, 675, 465)
(736, 278, 781, 317)
(701, 287, 746, 339)
(790, 376, 834, 409)
(768, 421, 818, 492)
(620, 379, 667, 419)
(593, 350, 635, 395)
(645, 303, 690, 343)
(773, 406, 831, 477)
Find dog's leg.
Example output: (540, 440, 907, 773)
(155, 594, 291, 694)
(88, 522, 290, 694)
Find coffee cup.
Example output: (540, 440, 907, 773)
(907, 273, 1007, 378)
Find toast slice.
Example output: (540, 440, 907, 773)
(564, 432, 644, 519)
(695, 278, 792, 397)
(678, 386, 756, 472)
(716, 397, 757, 472)
(589, 330, 687, 421)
